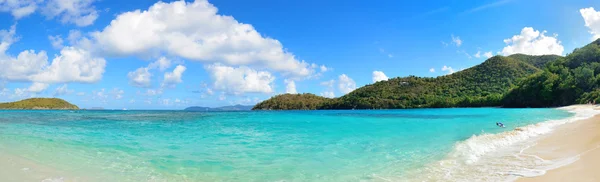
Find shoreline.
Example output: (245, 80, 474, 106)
(516, 105, 600, 181)
(0, 106, 597, 181)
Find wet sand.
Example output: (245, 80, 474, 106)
(517, 105, 600, 182)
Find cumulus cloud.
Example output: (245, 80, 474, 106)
(127, 57, 175, 88)
(89, 0, 315, 77)
(284, 79, 297, 94)
(149, 57, 172, 71)
(320, 79, 336, 97)
(0, 0, 38, 19)
(484, 51, 493, 58)
(127, 67, 152, 88)
(1, 0, 99, 26)
(474, 51, 493, 59)
(429, 68, 435, 73)
(338, 74, 356, 94)
(442, 65, 455, 74)
(580, 7, 600, 40)
(501, 27, 564, 56)
(372, 71, 389, 83)
(48, 35, 64, 49)
(162, 65, 186, 88)
(27, 82, 49, 93)
(205, 64, 275, 95)
(0, 25, 105, 85)
(42, 0, 99, 26)
(29, 46, 106, 83)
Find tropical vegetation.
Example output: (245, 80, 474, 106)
(0, 98, 79, 110)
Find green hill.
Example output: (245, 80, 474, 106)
(503, 39, 600, 107)
(0, 98, 79, 110)
(252, 93, 331, 110)
(254, 54, 562, 110)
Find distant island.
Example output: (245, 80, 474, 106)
(184, 105, 253, 111)
(0, 98, 79, 110)
(254, 39, 600, 110)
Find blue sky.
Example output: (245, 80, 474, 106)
(0, 0, 600, 109)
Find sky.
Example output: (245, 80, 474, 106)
(1, 0, 600, 110)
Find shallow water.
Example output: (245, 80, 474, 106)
(0, 109, 574, 181)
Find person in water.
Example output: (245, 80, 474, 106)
(496, 122, 505, 127)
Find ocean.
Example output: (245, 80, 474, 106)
(0, 108, 592, 181)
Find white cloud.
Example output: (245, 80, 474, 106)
(42, 0, 99, 27)
(48, 35, 64, 49)
(320, 65, 329, 72)
(580, 7, 600, 40)
(452, 34, 462, 47)
(320, 79, 335, 88)
(27, 82, 49, 93)
(474, 51, 481, 58)
(89, 0, 314, 77)
(320, 79, 336, 98)
(110, 88, 124, 99)
(429, 68, 435, 73)
(205, 64, 275, 95)
(162, 65, 186, 88)
(219, 93, 226, 101)
(501, 27, 564, 56)
(76, 92, 85, 96)
(338, 74, 356, 94)
(474, 51, 493, 59)
(29, 46, 106, 83)
(442, 65, 455, 74)
(127, 57, 175, 88)
(483, 51, 493, 58)
(127, 67, 152, 88)
(0, 25, 105, 84)
(0, 0, 38, 19)
(148, 57, 171, 71)
(144, 89, 163, 96)
(54, 84, 73, 96)
(372, 71, 389, 83)
(284, 79, 297, 94)
(320, 91, 335, 98)
(92, 88, 107, 100)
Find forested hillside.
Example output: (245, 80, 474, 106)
(503, 39, 600, 107)
(254, 54, 562, 110)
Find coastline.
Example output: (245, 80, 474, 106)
(0, 106, 597, 181)
(516, 105, 600, 181)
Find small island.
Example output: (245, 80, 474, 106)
(0, 98, 79, 110)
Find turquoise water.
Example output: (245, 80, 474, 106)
(0, 108, 573, 181)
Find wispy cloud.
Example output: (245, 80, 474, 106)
(463, 0, 513, 14)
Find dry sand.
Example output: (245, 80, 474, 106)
(517, 105, 600, 182)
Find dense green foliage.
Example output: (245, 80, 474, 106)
(503, 39, 600, 107)
(0, 98, 79, 110)
(324, 55, 548, 109)
(254, 54, 562, 110)
(252, 93, 331, 110)
(507, 54, 562, 69)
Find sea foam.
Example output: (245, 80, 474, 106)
(403, 106, 600, 182)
